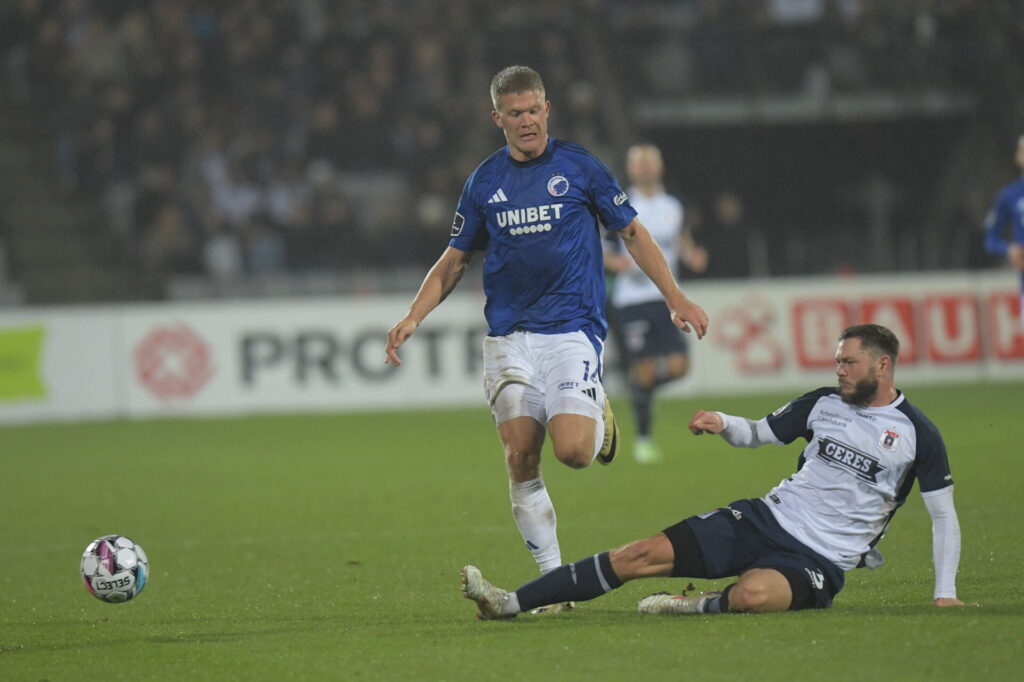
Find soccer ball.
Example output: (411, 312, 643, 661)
(80, 535, 149, 603)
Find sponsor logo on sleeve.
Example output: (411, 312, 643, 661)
(613, 191, 628, 205)
(451, 212, 465, 236)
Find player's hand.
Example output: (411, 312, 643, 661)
(685, 245, 708, 274)
(385, 318, 418, 366)
(689, 410, 724, 435)
(1008, 243, 1024, 271)
(669, 297, 709, 340)
(934, 597, 978, 607)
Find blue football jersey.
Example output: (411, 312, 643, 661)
(983, 177, 1024, 292)
(449, 138, 638, 339)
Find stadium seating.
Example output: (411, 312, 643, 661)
(0, 1, 1020, 303)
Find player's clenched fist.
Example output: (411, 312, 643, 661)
(385, 318, 418, 366)
(688, 410, 724, 435)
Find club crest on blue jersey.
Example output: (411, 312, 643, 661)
(547, 174, 569, 197)
(879, 429, 900, 451)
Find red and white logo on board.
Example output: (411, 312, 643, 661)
(134, 323, 213, 400)
(715, 295, 785, 374)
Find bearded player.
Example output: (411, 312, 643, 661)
(461, 324, 968, 617)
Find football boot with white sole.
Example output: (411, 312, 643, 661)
(460, 565, 514, 620)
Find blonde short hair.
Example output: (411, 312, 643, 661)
(490, 66, 545, 110)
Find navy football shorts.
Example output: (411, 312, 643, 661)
(663, 498, 844, 610)
(616, 300, 688, 363)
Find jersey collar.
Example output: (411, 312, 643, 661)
(859, 389, 905, 411)
(507, 137, 555, 168)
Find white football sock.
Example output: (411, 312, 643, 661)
(509, 476, 562, 573)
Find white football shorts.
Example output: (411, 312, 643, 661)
(483, 330, 605, 432)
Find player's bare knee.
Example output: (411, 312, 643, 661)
(552, 443, 591, 469)
(729, 582, 783, 613)
(666, 354, 689, 379)
(630, 362, 657, 390)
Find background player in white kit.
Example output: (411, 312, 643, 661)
(461, 324, 970, 618)
(606, 144, 707, 463)
(386, 67, 709, 590)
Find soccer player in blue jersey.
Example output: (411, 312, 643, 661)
(386, 66, 709, 585)
(461, 324, 969, 618)
(983, 134, 1024, 325)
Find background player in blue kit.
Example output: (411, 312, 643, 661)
(983, 134, 1024, 325)
(461, 324, 969, 619)
(386, 66, 709, 586)
(605, 144, 707, 464)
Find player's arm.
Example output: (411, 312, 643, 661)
(921, 486, 967, 606)
(385, 246, 473, 366)
(619, 217, 708, 339)
(690, 389, 827, 448)
(688, 410, 780, 448)
(678, 228, 707, 273)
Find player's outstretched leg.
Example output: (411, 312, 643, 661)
(637, 567, 797, 614)
(597, 394, 620, 464)
(461, 551, 626, 620)
(460, 566, 516, 620)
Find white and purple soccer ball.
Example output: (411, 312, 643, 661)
(80, 535, 149, 603)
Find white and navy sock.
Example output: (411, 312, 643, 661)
(702, 584, 733, 613)
(509, 477, 561, 573)
(514, 552, 623, 612)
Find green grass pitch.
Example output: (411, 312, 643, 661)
(2, 382, 1023, 681)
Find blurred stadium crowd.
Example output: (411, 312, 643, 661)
(1, 0, 1022, 300)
